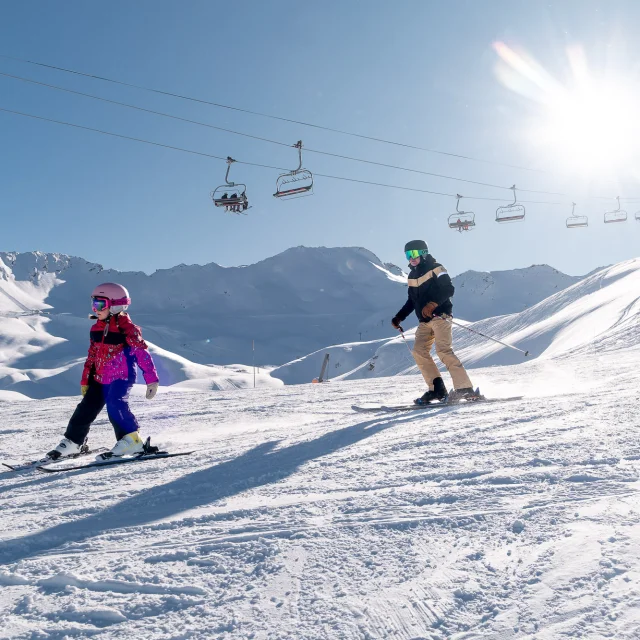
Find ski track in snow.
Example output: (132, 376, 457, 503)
(1, 349, 640, 639)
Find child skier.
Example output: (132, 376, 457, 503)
(47, 283, 159, 461)
(391, 240, 476, 405)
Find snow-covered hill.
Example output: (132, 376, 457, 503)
(2, 256, 640, 638)
(0, 247, 407, 398)
(451, 264, 588, 321)
(273, 258, 640, 385)
(0, 248, 591, 398)
(1, 338, 639, 638)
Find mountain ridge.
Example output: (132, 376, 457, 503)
(0, 246, 598, 398)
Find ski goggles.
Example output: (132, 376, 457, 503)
(405, 249, 427, 260)
(91, 297, 110, 312)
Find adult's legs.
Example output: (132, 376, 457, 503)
(432, 317, 473, 390)
(64, 383, 106, 445)
(105, 380, 140, 441)
(412, 322, 440, 389)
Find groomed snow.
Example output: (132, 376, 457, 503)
(1, 343, 639, 638)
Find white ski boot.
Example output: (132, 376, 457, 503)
(96, 432, 144, 461)
(47, 438, 82, 461)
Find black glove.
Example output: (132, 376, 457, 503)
(391, 317, 403, 331)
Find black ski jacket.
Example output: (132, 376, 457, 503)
(394, 255, 454, 324)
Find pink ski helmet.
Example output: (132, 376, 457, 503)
(91, 282, 131, 314)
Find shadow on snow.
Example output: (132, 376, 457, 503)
(0, 411, 424, 565)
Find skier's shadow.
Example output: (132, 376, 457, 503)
(0, 412, 422, 565)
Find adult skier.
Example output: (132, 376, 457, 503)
(391, 240, 476, 404)
(47, 283, 159, 461)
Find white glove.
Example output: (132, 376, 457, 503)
(146, 382, 159, 400)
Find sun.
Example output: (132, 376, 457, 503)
(493, 42, 640, 178)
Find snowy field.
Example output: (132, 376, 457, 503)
(1, 345, 640, 639)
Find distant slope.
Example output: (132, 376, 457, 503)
(1, 247, 406, 368)
(0, 248, 599, 397)
(451, 264, 586, 321)
(273, 259, 640, 384)
(0, 247, 405, 398)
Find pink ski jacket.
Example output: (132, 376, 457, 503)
(81, 313, 159, 386)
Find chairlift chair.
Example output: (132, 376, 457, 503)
(273, 141, 314, 200)
(211, 157, 250, 215)
(566, 202, 588, 228)
(448, 195, 476, 232)
(634, 210, 640, 222)
(603, 196, 627, 224)
(496, 185, 525, 223)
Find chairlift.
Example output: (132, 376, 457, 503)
(496, 185, 525, 223)
(273, 141, 314, 200)
(448, 195, 476, 232)
(635, 210, 640, 222)
(603, 196, 627, 224)
(211, 157, 250, 215)
(566, 202, 588, 228)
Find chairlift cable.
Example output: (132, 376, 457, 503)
(0, 52, 570, 175)
(0, 105, 572, 205)
(2, 63, 639, 202)
(0, 70, 563, 196)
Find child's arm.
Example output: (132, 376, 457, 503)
(117, 314, 159, 384)
(81, 341, 97, 386)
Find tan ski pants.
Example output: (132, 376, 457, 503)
(412, 316, 473, 390)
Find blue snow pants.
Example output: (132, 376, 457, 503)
(65, 380, 139, 445)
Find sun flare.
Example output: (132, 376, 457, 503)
(493, 42, 640, 177)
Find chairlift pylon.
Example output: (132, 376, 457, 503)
(603, 196, 627, 224)
(448, 195, 476, 232)
(273, 141, 314, 200)
(566, 202, 588, 228)
(211, 157, 250, 215)
(496, 185, 525, 223)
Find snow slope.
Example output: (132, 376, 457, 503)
(451, 264, 588, 321)
(1, 342, 639, 638)
(0, 248, 406, 398)
(275, 259, 640, 385)
(0, 249, 586, 398)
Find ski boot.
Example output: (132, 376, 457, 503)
(46, 437, 86, 461)
(414, 377, 449, 405)
(448, 387, 483, 403)
(96, 432, 145, 461)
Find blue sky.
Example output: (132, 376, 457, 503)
(1, 0, 639, 276)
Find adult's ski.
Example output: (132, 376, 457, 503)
(36, 450, 194, 473)
(352, 396, 524, 413)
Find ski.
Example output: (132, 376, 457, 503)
(2, 446, 107, 472)
(352, 396, 524, 413)
(36, 450, 195, 473)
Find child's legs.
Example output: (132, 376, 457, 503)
(105, 380, 140, 440)
(64, 383, 106, 445)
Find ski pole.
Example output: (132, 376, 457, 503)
(441, 316, 531, 357)
(395, 325, 416, 359)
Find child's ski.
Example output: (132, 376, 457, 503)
(36, 450, 194, 473)
(2, 446, 107, 472)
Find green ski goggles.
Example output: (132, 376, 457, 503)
(405, 249, 427, 260)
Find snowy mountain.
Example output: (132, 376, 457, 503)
(2, 284, 640, 637)
(0, 248, 406, 398)
(273, 258, 640, 385)
(450, 264, 587, 321)
(0, 248, 592, 398)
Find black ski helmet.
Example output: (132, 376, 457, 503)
(404, 239, 428, 254)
